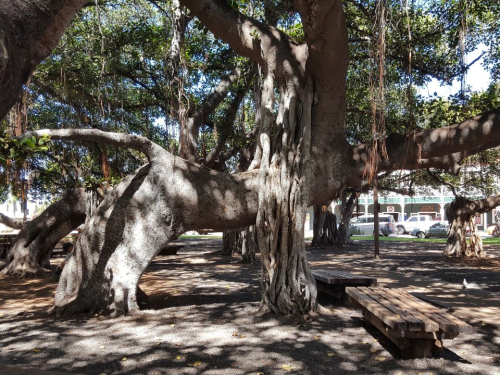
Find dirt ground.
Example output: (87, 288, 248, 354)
(0, 238, 499, 375)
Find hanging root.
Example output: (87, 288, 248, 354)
(466, 217, 485, 258)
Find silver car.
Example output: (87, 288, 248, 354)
(349, 215, 395, 236)
(411, 221, 450, 239)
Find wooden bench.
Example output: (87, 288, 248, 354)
(346, 286, 473, 359)
(312, 269, 377, 300)
(0, 233, 17, 259)
(158, 244, 184, 256)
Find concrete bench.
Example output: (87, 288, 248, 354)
(346, 286, 472, 359)
(312, 269, 377, 300)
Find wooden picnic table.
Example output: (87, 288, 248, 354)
(346, 286, 472, 359)
(312, 269, 377, 300)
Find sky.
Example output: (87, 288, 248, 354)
(419, 44, 491, 98)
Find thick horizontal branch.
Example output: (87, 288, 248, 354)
(353, 107, 500, 174)
(20, 129, 168, 161)
(458, 194, 500, 216)
(0, 213, 24, 230)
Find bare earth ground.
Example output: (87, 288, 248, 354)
(0, 238, 499, 375)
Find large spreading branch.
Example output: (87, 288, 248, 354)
(353, 107, 500, 175)
(180, 0, 306, 82)
(0, 213, 24, 230)
(20, 129, 168, 162)
(179, 68, 243, 161)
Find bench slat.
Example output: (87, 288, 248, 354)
(345, 287, 408, 330)
(398, 290, 472, 333)
(371, 287, 439, 333)
(378, 288, 439, 332)
(361, 287, 424, 332)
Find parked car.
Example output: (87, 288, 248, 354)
(487, 224, 498, 235)
(349, 214, 395, 236)
(411, 221, 450, 238)
(396, 215, 438, 235)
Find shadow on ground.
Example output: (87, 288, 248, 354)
(0, 238, 499, 374)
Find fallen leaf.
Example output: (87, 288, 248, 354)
(169, 324, 175, 328)
(173, 290, 179, 294)
(370, 349, 376, 353)
(240, 334, 246, 338)
(374, 356, 386, 361)
(225, 285, 230, 289)
(327, 352, 335, 357)
(282, 364, 296, 371)
(314, 335, 321, 340)
(122, 357, 127, 361)
(32, 349, 42, 353)
(189, 361, 202, 367)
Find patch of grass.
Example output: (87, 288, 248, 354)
(351, 235, 500, 245)
(483, 237, 500, 245)
(352, 236, 446, 243)
(179, 235, 223, 239)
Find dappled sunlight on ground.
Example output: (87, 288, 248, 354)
(0, 239, 499, 374)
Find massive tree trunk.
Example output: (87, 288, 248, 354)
(445, 195, 500, 257)
(0, 189, 88, 276)
(0, 0, 88, 120)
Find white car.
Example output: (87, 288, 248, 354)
(396, 215, 438, 235)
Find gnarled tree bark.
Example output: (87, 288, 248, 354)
(0, 188, 88, 276)
(0, 0, 89, 120)
(445, 194, 500, 257)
